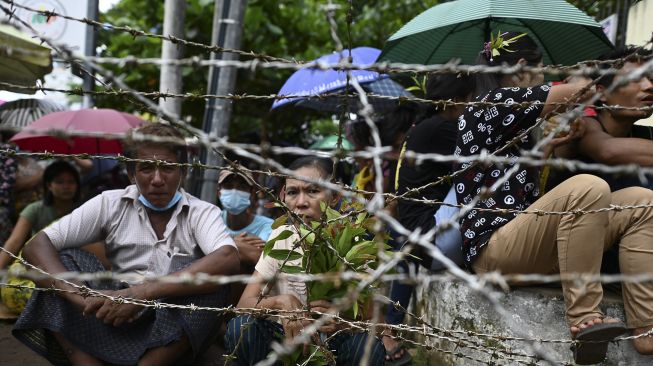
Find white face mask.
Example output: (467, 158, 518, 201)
(220, 189, 251, 214)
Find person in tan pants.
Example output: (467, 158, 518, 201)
(473, 174, 653, 354)
(453, 32, 653, 364)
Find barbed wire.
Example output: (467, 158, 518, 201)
(2, 78, 653, 113)
(2, 1, 653, 365)
(0, 0, 298, 64)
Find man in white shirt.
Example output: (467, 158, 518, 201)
(13, 123, 239, 366)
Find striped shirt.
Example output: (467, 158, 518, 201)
(44, 185, 235, 278)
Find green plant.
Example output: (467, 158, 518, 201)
(263, 201, 391, 364)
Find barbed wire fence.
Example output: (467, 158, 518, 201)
(1, 0, 653, 365)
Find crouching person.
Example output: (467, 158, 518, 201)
(12, 123, 239, 366)
(224, 157, 385, 365)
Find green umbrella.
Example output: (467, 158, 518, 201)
(378, 0, 613, 66)
(0, 24, 52, 92)
(309, 135, 354, 151)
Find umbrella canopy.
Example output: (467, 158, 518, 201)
(0, 99, 65, 129)
(0, 24, 52, 91)
(10, 109, 145, 154)
(309, 135, 354, 151)
(272, 47, 412, 112)
(295, 78, 411, 112)
(378, 0, 614, 66)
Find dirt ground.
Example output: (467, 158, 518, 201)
(0, 319, 227, 365)
(0, 320, 48, 365)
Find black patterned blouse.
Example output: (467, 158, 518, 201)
(453, 85, 550, 267)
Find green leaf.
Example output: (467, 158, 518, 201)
(263, 230, 293, 256)
(280, 265, 303, 274)
(337, 225, 352, 257)
(325, 206, 340, 221)
(299, 226, 316, 244)
(352, 301, 359, 319)
(268, 249, 303, 261)
(271, 214, 288, 230)
(356, 212, 367, 225)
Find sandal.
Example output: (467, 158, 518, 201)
(571, 321, 628, 365)
(385, 344, 412, 366)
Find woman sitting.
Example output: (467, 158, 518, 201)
(0, 160, 80, 270)
(224, 156, 386, 365)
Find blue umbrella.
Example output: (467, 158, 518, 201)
(272, 47, 411, 112)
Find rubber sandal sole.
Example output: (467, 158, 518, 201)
(572, 322, 628, 365)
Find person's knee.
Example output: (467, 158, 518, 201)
(340, 333, 386, 364)
(617, 186, 653, 203)
(563, 174, 610, 202)
(225, 316, 246, 348)
(572, 174, 610, 194)
(224, 315, 255, 350)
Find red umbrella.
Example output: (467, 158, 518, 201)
(10, 108, 144, 154)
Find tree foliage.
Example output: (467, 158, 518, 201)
(96, 0, 613, 147)
(96, 0, 438, 147)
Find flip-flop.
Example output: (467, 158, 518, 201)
(572, 322, 628, 365)
(385, 345, 412, 366)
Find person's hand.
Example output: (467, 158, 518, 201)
(542, 117, 587, 158)
(309, 300, 342, 334)
(83, 286, 148, 327)
(276, 294, 311, 342)
(233, 233, 265, 265)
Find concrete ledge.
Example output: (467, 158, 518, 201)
(412, 279, 653, 365)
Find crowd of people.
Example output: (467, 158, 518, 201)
(0, 32, 652, 366)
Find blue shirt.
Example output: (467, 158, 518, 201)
(221, 211, 273, 241)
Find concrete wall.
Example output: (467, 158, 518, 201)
(412, 279, 653, 365)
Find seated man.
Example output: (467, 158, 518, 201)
(550, 47, 653, 190)
(217, 168, 272, 271)
(12, 123, 239, 366)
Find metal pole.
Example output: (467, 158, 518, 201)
(82, 0, 98, 108)
(198, 0, 247, 203)
(159, 0, 187, 119)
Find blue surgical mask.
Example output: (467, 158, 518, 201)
(220, 189, 251, 214)
(138, 191, 182, 212)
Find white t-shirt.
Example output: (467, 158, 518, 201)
(255, 225, 307, 305)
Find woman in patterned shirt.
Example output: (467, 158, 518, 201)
(453, 32, 653, 363)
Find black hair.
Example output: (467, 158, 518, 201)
(425, 73, 476, 115)
(286, 156, 334, 184)
(375, 103, 420, 147)
(595, 46, 653, 88)
(474, 32, 543, 97)
(122, 123, 188, 174)
(346, 104, 420, 149)
(43, 160, 81, 206)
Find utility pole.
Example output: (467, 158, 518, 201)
(198, 0, 247, 203)
(82, 0, 98, 108)
(159, 0, 187, 119)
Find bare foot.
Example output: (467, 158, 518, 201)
(632, 326, 653, 355)
(382, 333, 407, 362)
(570, 316, 620, 338)
(52, 332, 104, 366)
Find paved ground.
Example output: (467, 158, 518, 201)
(0, 319, 227, 365)
(0, 320, 48, 366)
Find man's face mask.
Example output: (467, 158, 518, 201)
(220, 189, 251, 214)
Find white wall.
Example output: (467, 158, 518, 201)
(627, 0, 653, 126)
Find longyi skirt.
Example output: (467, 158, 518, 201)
(13, 249, 228, 365)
